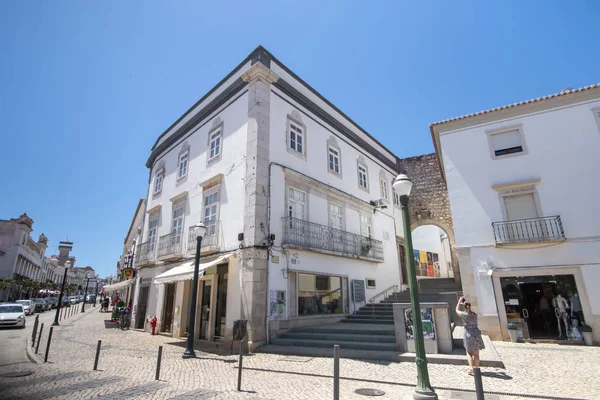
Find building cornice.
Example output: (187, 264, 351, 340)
(241, 62, 279, 84)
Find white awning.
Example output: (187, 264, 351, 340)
(102, 279, 134, 292)
(154, 253, 233, 285)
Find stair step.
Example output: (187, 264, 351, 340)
(292, 327, 395, 335)
(356, 310, 394, 316)
(271, 338, 397, 352)
(258, 345, 401, 362)
(341, 318, 394, 325)
(280, 332, 396, 343)
(346, 314, 394, 320)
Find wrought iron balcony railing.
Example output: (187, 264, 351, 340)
(187, 220, 219, 253)
(136, 240, 156, 265)
(157, 232, 183, 259)
(282, 216, 384, 261)
(492, 215, 565, 245)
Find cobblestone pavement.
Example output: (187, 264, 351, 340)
(0, 309, 598, 399)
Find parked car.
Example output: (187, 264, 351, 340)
(85, 294, 96, 304)
(61, 297, 71, 307)
(68, 296, 78, 305)
(0, 304, 26, 329)
(31, 298, 45, 312)
(15, 300, 35, 316)
(46, 297, 59, 309)
(41, 298, 54, 311)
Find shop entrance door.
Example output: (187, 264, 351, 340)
(199, 280, 212, 340)
(501, 274, 582, 341)
(161, 283, 176, 333)
(214, 264, 228, 338)
(135, 286, 149, 329)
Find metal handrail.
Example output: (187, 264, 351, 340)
(281, 216, 384, 260)
(492, 215, 565, 245)
(368, 284, 399, 304)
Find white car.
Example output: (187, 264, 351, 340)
(0, 304, 26, 329)
(15, 300, 35, 316)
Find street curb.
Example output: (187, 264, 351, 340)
(25, 336, 43, 364)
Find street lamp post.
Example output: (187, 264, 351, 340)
(393, 174, 437, 400)
(94, 280, 98, 307)
(183, 222, 206, 359)
(52, 261, 71, 326)
(81, 275, 90, 313)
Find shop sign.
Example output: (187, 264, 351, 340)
(123, 268, 134, 280)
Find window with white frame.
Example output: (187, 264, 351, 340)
(289, 122, 304, 155)
(177, 152, 188, 179)
(288, 187, 307, 220)
(203, 191, 219, 236)
(172, 203, 184, 243)
(154, 172, 163, 195)
(393, 189, 401, 206)
(358, 165, 368, 190)
(328, 147, 340, 174)
(148, 214, 159, 250)
(209, 128, 222, 161)
(487, 126, 527, 159)
(380, 178, 389, 201)
(329, 202, 344, 230)
(593, 108, 600, 133)
(360, 214, 372, 238)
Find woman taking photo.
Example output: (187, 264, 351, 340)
(455, 296, 485, 375)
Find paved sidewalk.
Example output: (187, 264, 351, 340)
(0, 309, 598, 399)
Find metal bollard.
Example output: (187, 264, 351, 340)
(333, 345, 340, 400)
(31, 316, 40, 347)
(237, 341, 243, 391)
(93, 340, 102, 370)
(155, 346, 163, 380)
(473, 367, 484, 400)
(35, 323, 44, 354)
(44, 327, 54, 363)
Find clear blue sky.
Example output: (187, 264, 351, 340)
(1, 2, 598, 278)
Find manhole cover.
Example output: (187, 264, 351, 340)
(0, 371, 34, 378)
(355, 388, 385, 396)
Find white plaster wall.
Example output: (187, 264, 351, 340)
(154, 61, 252, 149)
(226, 256, 242, 329)
(270, 62, 396, 165)
(143, 92, 249, 255)
(441, 98, 600, 248)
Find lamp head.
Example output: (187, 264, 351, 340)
(393, 174, 413, 197)
(193, 222, 207, 239)
(65, 261, 71, 269)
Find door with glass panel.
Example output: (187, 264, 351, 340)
(288, 187, 307, 246)
(329, 203, 345, 253)
(203, 192, 219, 246)
(360, 215, 373, 257)
(172, 204, 184, 249)
(148, 216, 159, 253)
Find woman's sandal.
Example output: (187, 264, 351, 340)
(467, 369, 474, 376)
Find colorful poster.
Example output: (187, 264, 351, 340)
(419, 251, 428, 264)
(405, 307, 436, 340)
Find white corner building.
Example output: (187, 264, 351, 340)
(132, 46, 405, 348)
(431, 84, 600, 344)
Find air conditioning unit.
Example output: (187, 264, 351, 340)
(370, 199, 388, 209)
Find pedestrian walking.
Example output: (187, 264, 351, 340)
(456, 297, 485, 375)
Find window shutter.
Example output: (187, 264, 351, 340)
(504, 194, 538, 220)
(492, 130, 521, 150)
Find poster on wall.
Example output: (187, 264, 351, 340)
(404, 307, 435, 340)
(426, 252, 434, 277)
(269, 290, 286, 321)
(433, 254, 440, 277)
(419, 251, 428, 276)
(413, 250, 421, 276)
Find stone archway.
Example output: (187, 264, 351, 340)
(399, 153, 461, 284)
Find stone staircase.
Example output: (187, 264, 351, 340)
(260, 278, 463, 359)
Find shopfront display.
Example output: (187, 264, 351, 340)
(297, 273, 342, 315)
(500, 274, 584, 341)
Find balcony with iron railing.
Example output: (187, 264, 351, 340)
(282, 216, 384, 261)
(135, 240, 156, 266)
(157, 232, 183, 260)
(187, 220, 220, 255)
(492, 215, 565, 245)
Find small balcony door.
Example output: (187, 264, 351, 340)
(329, 203, 345, 253)
(503, 193, 544, 241)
